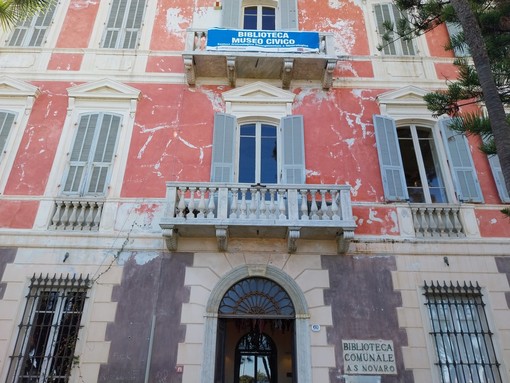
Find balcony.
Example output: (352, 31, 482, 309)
(182, 29, 338, 89)
(159, 183, 356, 254)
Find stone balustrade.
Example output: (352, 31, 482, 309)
(49, 199, 104, 231)
(411, 205, 465, 238)
(160, 182, 356, 254)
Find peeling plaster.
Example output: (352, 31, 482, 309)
(389, 210, 399, 233)
(196, 86, 224, 111)
(367, 208, 383, 224)
(70, 0, 98, 10)
(328, 0, 344, 9)
(166, 8, 187, 33)
(118, 252, 159, 266)
(326, 19, 356, 55)
(490, 218, 497, 224)
(349, 179, 362, 197)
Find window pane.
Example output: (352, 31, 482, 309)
(398, 128, 424, 202)
(243, 6, 257, 30)
(418, 131, 447, 203)
(261, 125, 277, 184)
(239, 124, 256, 183)
(262, 7, 276, 30)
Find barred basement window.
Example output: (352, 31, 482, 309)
(424, 281, 502, 383)
(7, 274, 90, 383)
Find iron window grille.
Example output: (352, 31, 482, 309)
(7, 274, 90, 383)
(424, 281, 502, 383)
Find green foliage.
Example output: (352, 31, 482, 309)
(0, 0, 54, 29)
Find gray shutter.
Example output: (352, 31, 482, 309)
(445, 22, 469, 57)
(374, 4, 395, 55)
(393, 7, 415, 55)
(0, 112, 16, 154)
(281, 115, 305, 184)
(280, 0, 298, 30)
(222, 0, 241, 28)
(63, 114, 99, 195)
(488, 154, 510, 203)
(373, 115, 408, 201)
(439, 118, 483, 202)
(8, 2, 56, 47)
(87, 114, 121, 195)
(211, 113, 236, 182)
(122, 0, 146, 48)
(103, 0, 124, 48)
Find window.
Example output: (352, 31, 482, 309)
(374, 115, 483, 202)
(8, 2, 56, 47)
(0, 111, 17, 157)
(374, 3, 415, 55)
(211, 113, 305, 185)
(7, 274, 89, 383)
(424, 281, 502, 383)
(102, 0, 147, 49)
(62, 112, 122, 197)
(222, 0, 298, 30)
(487, 154, 510, 203)
(445, 22, 470, 57)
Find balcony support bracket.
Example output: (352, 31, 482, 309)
(163, 226, 178, 251)
(216, 225, 229, 252)
(226, 56, 237, 87)
(183, 55, 196, 86)
(322, 59, 337, 90)
(282, 58, 294, 89)
(287, 227, 301, 253)
(337, 230, 354, 254)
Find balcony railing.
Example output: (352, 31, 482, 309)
(410, 204, 465, 238)
(49, 199, 104, 231)
(182, 29, 338, 89)
(159, 182, 356, 254)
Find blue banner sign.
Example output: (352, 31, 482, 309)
(206, 29, 320, 53)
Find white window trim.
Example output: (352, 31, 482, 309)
(0, 77, 40, 193)
(1, 0, 67, 49)
(45, 79, 140, 199)
(242, 0, 279, 30)
(89, 0, 155, 50)
(377, 86, 458, 203)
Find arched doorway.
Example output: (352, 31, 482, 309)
(215, 277, 295, 383)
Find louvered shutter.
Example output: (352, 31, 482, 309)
(439, 118, 483, 202)
(374, 3, 414, 55)
(373, 115, 408, 201)
(488, 154, 510, 203)
(280, 0, 298, 30)
(8, 2, 56, 47)
(103, 0, 145, 49)
(103, 0, 124, 48)
(63, 114, 99, 195)
(87, 114, 121, 195)
(211, 113, 236, 182)
(445, 22, 469, 57)
(0, 112, 16, 155)
(123, 0, 146, 48)
(281, 115, 305, 184)
(222, 0, 241, 28)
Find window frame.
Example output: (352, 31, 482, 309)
(222, 0, 298, 31)
(7, 274, 90, 383)
(423, 281, 503, 383)
(7, 1, 57, 48)
(373, 2, 416, 56)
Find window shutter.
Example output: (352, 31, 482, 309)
(63, 114, 99, 195)
(122, 0, 146, 49)
(87, 114, 121, 195)
(392, 7, 415, 55)
(281, 115, 305, 184)
(373, 115, 408, 201)
(280, 0, 298, 30)
(374, 4, 396, 55)
(445, 22, 469, 57)
(103, 0, 124, 48)
(211, 113, 236, 182)
(439, 118, 484, 203)
(488, 154, 510, 203)
(222, 0, 241, 28)
(28, 2, 56, 46)
(0, 112, 16, 155)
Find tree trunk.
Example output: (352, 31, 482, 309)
(450, 0, 510, 196)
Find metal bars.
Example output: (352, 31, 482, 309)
(8, 274, 90, 383)
(424, 281, 502, 383)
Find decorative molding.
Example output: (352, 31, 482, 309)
(183, 54, 196, 86)
(215, 225, 228, 251)
(287, 227, 300, 253)
(322, 59, 337, 90)
(67, 78, 141, 101)
(162, 227, 178, 251)
(282, 58, 294, 89)
(226, 56, 236, 87)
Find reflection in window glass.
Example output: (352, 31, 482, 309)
(243, 6, 276, 30)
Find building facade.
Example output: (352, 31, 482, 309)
(0, 1, 509, 382)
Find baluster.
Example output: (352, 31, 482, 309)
(259, 188, 269, 219)
(330, 190, 340, 220)
(268, 189, 277, 219)
(310, 190, 319, 220)
(419, 208, 428, 236)
(319, 189, 329, 220)
(411, 208, 422, 236)
(249, 187, 258, 219)
(278, 189, 286, 220)
(197, 187, 206, 218)
(177, 188, 187, 218)
(92, 202, 103, 230)
(84, 202, 94, 230)
(207, 188, 216, 218)
(436, 207, 446, 237)
(188, 189, 196, 219)
(50, 201, 63, 229)
(60, 202, 71, 230)
(451, 209, 463, 236)
(300, 190, 309, 220)
(239, 188, 248, 219)
(66, 202, 78, 230)
(230, 188, 239, 218)
(76, 201, 86, 230)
